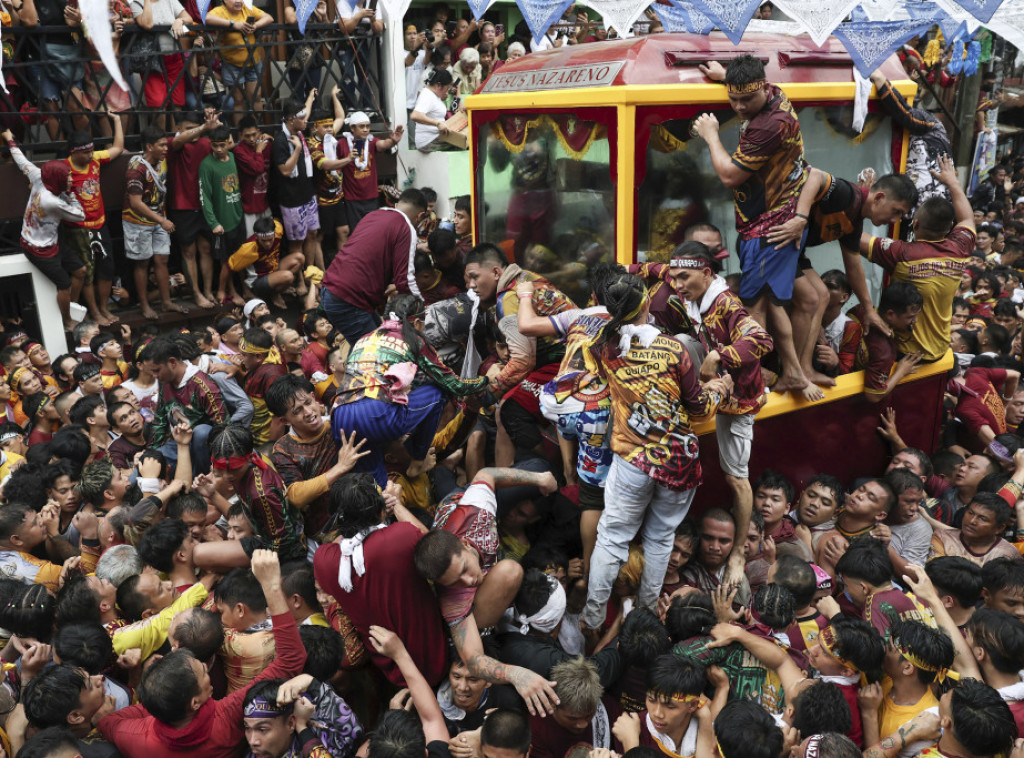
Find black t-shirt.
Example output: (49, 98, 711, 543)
(805, 173, 866, 251)
(272, 131, 316, 209)
(428, 740, 454, 758)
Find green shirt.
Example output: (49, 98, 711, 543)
(198, 154, 243, 233)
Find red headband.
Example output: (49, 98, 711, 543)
(212, 452, 268, 471)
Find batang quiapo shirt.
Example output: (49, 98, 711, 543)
(583, 332, 722, 491)
(865, 223, 974, 361)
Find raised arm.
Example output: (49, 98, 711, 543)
(706, 622, 806, 695)
(932, 154, 974, 228)
(368, 627, 450, 743)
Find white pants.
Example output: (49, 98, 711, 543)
(583, 454, 695, 628)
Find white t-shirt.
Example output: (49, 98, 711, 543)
(530, 33, 556, 52)
(405, 49, 427, 110)
(413, 88, 447, 150)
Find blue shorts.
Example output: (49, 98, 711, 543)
(737, 231, 806, 304)
(221, 59, 264, 87)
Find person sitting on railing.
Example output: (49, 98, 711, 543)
(205, 0, 274, 123)
(130, 0, 193, 125)
(2, 129, 86, 333)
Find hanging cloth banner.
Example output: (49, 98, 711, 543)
(991, 3, 1024, 53)
(514, 0, 576, 45)
(664, 0, 716, 32)
(585, 0, 654, 37)
(548, 114, 602, 159)
(771, 0, 862, 46)
(685, 0, 761, 44)
(377, 0, 412, 24)
(80, 0, 129, 92)
(832, 17, 936, 77)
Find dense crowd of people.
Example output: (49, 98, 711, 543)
(0, 8, 1021, 758)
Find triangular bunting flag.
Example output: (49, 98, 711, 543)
(932, 0, 1001, 23)
(685, 0, 761, 44)
(196, 0, 212, 22)
(585, 0, 654, 37)
(80, 0, 128, 92)
(294, 0, 319, 32)
(931, 0, 983, 34)
(515, 0, 577, 45)
(904, 0, 965, 38)
(665, 0, 716, 32)
(857, 0, 902, 21)
(772, 0, 862, 46)
(653, 1, 693, 31)
(832, 17, 936, 76)
(466, 0, 495, 20)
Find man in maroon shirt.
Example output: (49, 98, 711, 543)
(234, 115, 273, 238)
(313, 473, 448, 688)
(169, 109, 219, 310)
(319, 188, 427, 346)
(337, 111, 404, 231)
(98, 551, 307, 758)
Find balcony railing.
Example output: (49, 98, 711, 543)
(0, 21, 388, 156)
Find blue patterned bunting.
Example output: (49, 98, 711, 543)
(514, 0, 576, 45)
(832, 17, 937, 77)
(684, 0, 761, 43)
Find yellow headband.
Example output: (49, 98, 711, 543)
(819, 625, 860, 673)
(239, 339, 270, 356)
(891, 638, 960, 684)
(725, 79, 766, 95)
(314, 118, 333, 127)
(621, 290, 650, 323)
(8, 367, 29, 390)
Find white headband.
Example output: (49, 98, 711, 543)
(669, 257, 706, 269)
(517, 575, 566, 634)
(347, 111, 371, 125)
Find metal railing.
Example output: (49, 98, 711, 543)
(0, 21, 389, 156)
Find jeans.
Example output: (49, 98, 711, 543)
(159, 424, 213, 476)
(331, 384, 445, 486)
(583, 454, 695, 628)
(338, 43, 376, 111)
(321, 287, 380, 347)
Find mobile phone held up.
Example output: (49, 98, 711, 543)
(169, 406, 190, 428)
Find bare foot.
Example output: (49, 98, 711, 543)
(800, 383, 826, 402)
(772, 373, 808, 394)
(805, 368, 837, 388)
(230, 294, 245, 306)
(215, 291, 227, 305)
(91, 311, 114, 327)
(140, 306, 159, 320)
(162, 301, 189, 314)
(100, 310, 120, 324)
(295, 284, 309, 297)
(203, 291, 217, 306)
(194, 295, 215, 309)
(271, 295, 287, 310)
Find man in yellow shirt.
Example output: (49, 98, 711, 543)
(874, 620, 955, 753)
(204, 0, 274, 120)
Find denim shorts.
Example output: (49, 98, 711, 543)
(221, 59, 264, 87)
(123, 221, 171, 261)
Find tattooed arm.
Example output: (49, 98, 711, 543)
(450, 613, 559, 716)
(862, 712, 941, 758)
(471, 467, 559, 495)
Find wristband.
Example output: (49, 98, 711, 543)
(794, 213, 809, 220)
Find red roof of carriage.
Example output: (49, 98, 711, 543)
(478, 31, 908, 93)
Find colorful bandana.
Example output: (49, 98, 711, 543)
(890, 636, 959, 683)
